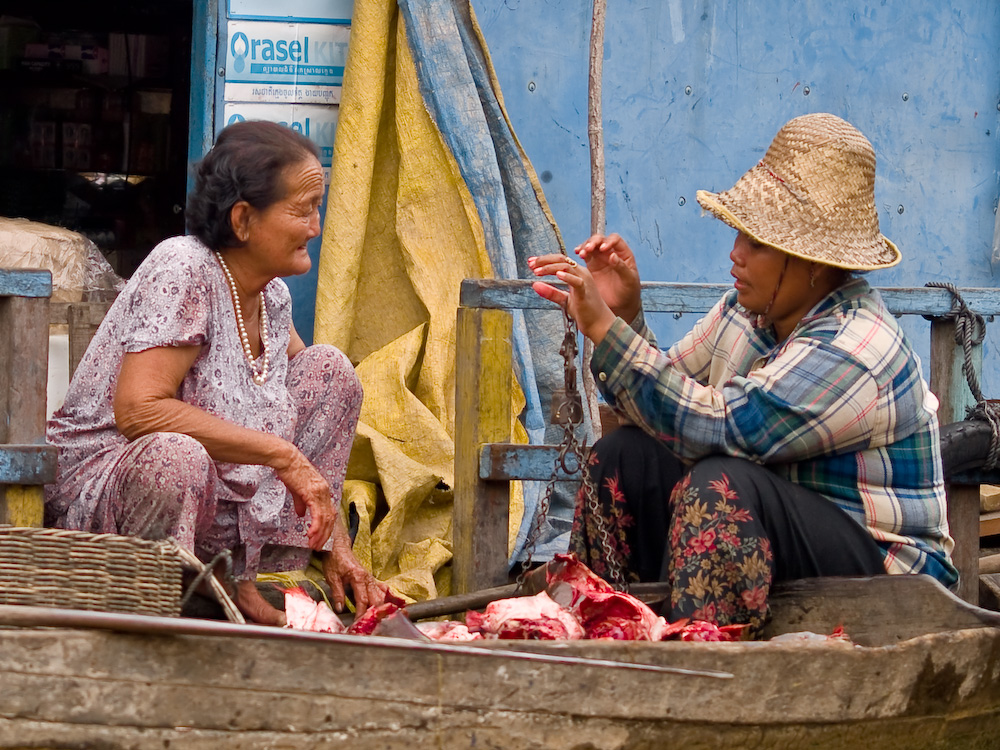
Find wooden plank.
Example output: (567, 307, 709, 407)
(0, 294, 50, 527)
(0, 445, 57, 484)
(981, 510, 1000, 537)
(480, 444, 580, 481)
(0, 299, 9, 446)
(51, 298, 115, 327)
(951, 470, 1000, 486)
(461, 279, 1000, 317)
(0, 269, 51, 298)
(765, 575, 1000, 645)
(930, 318, 980, 425)
(461, 279, 729, 313)
(2, 296, 49, 444)
(453, 307, 514, 593)
(877, 286, 1000, 316)
(947, 485, 980, 604)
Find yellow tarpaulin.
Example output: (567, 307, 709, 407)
(312, 0, 538, 601)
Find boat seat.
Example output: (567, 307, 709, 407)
(453, 278, 1000, 605)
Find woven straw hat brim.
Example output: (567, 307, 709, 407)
(695, 113, 901, 272)
(697, 186, 900, 271)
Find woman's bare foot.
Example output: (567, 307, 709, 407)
(235, 580, 287, 626)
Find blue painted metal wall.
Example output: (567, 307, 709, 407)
(470, 0, 1000, 393)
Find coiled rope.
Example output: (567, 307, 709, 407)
(925, 281, 1000, 469)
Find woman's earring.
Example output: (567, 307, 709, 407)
(809, 263, 817, 288)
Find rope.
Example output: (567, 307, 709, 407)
(925, 282, 1000, 469)
(177, 547, 244, 623)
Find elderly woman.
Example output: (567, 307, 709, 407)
(45, 120, 387, 625)
(528, 113, 957, 634)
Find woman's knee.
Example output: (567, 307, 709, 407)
(289, 345, 362, 405)
(124, 432, 215, 487)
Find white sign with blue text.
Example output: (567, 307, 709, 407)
(223, 103, 339, 183)
(229, 0, 353, 24)
(224, 21, 349, 105)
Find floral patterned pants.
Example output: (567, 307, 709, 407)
(62, 345, 362, 580)
(571, 425, 885, 634)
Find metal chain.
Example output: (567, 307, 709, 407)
(925, 282, 1000, 469)
(517, 307, 626, 590)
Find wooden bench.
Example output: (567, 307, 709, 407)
(0, 269, 56, 527)
(454, 279, 1000, 605)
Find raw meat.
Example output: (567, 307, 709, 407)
(283, 587, 346, 634)
(346, 601, 402, 635)
(415, 621, 484, 641)
(544, 554, 669, 640)
(465, 591, 585, 640)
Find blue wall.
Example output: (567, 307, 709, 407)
(470, 0, 1000, 393)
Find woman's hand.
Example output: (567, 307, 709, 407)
(528, 254, 618, 343)
(322, 522, 389, 616)
(273, 447, 337, 549)
(574, 233, 642, 323)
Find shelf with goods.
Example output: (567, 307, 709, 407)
(0, 5, 191, 278)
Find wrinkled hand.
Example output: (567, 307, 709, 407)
(273, 446, 335, 549)
(322, 522, 389, 617)
(528, 253, 617, 343)
(574, 233, 642, 323)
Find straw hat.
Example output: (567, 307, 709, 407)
(696, 113, 900, 271)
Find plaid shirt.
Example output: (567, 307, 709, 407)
(592, 277, 957, 587)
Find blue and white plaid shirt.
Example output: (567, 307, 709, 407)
(591, 277, 957, 587)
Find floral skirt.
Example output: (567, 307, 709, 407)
(570, 426, 885, 635)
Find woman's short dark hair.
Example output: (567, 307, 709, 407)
(186, 120, 321, 250)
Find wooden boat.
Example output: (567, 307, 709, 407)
(1, 574, 999, 749)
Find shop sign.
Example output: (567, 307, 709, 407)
(224, 21, 349, 105)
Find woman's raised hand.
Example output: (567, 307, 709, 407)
(528, 253, 617, 344)
(575, 233, 642, 323)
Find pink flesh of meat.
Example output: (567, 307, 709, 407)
(465, 591, 585, 640)
(346, 602, 401, 635)
(283, 587, 346, 634)
(415, 621, 484, 641)
(544, 554, 668, 640)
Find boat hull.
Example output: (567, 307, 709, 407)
(2, 620, 1000, 749)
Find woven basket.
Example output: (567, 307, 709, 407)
(0, 526, 184, 617)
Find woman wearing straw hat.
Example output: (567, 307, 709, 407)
(528, 113, 957, 635)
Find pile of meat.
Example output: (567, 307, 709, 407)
(284, 554, 750, 643)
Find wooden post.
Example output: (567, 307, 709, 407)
(453, 306, 512, 594)
(929, 318, 980, 425)
(930, 317, 982, 605)
(948, 486, 980, 604)
(0, 290, 51, 526)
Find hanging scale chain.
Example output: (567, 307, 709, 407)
(925, 282, 1000, 469)
(517, 305, 626, 589)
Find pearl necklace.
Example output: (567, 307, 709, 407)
(216, 252, 270, 385)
